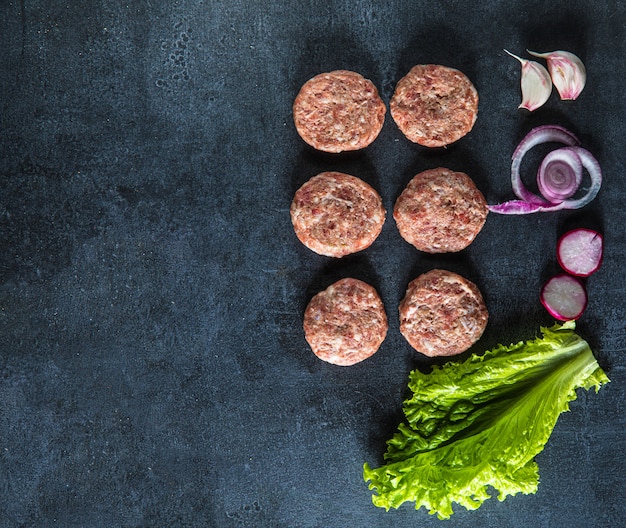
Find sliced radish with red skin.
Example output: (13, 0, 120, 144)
(540, 274, 588, 321)
(556, 228, 603, 277)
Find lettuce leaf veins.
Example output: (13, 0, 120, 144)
(363, 322, 609, 519)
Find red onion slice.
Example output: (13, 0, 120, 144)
(511, 125, 580, 205)
(489, 125, 601, 215)
(558, 147, 602, 210)
(537, 147, 583, 202)
(488, 199, 554, 214)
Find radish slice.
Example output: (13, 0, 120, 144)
(540, 274, 588, 321)
(557, 228, 604, 277)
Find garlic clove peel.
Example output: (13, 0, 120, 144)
(505, 49, 552, 111)
(528, 50, 586, 100)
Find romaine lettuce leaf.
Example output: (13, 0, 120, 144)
(363, 322, 609, 519)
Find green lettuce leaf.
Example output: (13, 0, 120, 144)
(363, 322, 609, 519)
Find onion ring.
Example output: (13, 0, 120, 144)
(558, 146, 602, 210)
(537, 147, 583, 202)
(489, 125, 602, 215)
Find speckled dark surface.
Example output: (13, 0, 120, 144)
(1, 1, 625, 526)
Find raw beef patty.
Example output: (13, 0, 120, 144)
(291, 171, 386, 258)
(304, 278, 388, 366)
(390, 64, 478, 147)
(399, 269, 488, 357)
(394, 167, 487, 253)
(293, 70, 386, 153)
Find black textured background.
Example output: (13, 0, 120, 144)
(1, 1, 625, 527)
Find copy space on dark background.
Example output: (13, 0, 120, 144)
(1, 1, 625, 526)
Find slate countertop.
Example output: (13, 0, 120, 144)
(1, 1, 625, 526)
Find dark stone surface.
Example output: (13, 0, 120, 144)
(1, 1, 625, 526)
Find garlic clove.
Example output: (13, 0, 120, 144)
(505, 49, 553, 111)
(528, 50, 586, 100)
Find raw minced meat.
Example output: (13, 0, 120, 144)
(393, 167, 487, 253)
(399, 269, 488, 357)
(304, 278, 388, 366)
(293, 70, 386, 153)
(390, 64, 478, 147)
(291, 171, 386, 258)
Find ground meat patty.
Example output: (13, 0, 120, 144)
(394, 167, 487, 253)
(390, 64, 478, 147)
(304, 278, 388, 366)
(293, 70, 386, 153)
(291, 171, 386, 258)
(399, 269, 488, 357)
